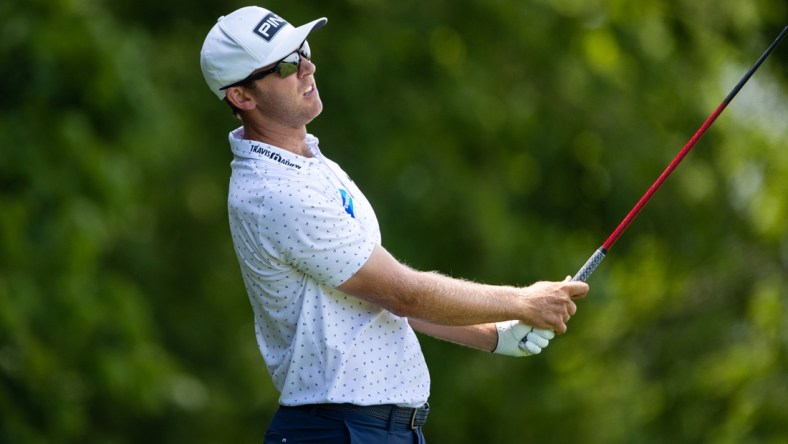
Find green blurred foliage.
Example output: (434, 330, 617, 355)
(1, 0, 786, 442)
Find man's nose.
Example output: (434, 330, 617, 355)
(299, 58, 316, 77)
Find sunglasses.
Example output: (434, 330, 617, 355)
(221, 41, 311, 90)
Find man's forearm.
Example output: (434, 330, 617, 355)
(338, 246, 526, 326)
(408, 319, 497, 352)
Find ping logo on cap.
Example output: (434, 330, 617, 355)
(253, 13, 288, 41)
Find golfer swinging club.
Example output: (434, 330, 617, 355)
(200, 5, 589, 443)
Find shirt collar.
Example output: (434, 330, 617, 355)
(228, 127, 321, 170)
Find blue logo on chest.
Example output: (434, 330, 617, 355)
(339, 189, 355, 218)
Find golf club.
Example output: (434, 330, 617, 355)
(573, 25, 788, 283)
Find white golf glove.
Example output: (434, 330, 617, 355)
(493, 320, 555, 357)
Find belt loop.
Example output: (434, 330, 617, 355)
(388, 406, 397, 432)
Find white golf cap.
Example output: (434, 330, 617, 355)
(200, 6, 327, 99)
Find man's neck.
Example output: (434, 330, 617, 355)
(242, 121, 311, 158)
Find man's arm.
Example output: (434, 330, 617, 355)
(336, 244, 588, 334)
(407, 319, 498, 351)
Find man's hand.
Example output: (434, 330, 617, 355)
(517, 278, 587, 334)
(493, 320, 556, 357)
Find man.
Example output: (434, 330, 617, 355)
(200, 6, 589, 443)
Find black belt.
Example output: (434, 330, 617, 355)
(291, 402, 430, 429)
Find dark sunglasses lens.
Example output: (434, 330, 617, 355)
(277, 61, 299, 78)
(275, 42, 310, 79)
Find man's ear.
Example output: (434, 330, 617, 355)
(225, 86, 257, 111)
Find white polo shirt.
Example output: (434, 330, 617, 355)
(226, 127, 430, 407)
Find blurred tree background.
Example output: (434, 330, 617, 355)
(1, 0, 786, 442)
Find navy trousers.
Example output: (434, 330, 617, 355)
(264, 405, 427, 444)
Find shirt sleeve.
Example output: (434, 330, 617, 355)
(256, 178, 376, 288)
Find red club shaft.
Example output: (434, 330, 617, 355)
(573, 25, 788, 282)
(602, 100, 726, 251)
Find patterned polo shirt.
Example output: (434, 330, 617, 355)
(226, 127, 430, 407)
